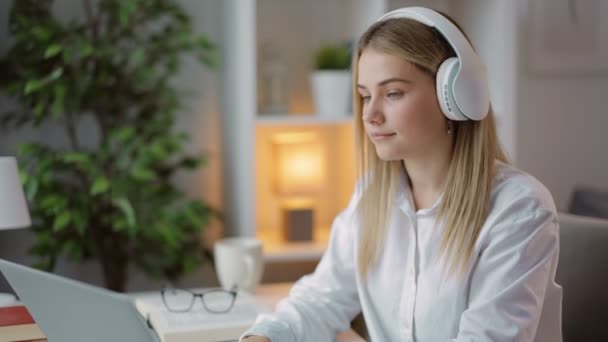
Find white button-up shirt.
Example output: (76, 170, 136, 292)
(242, 162, 562, 341)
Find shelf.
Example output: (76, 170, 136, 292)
(262, 241, 328, 263)
(259, 225, 331, 263)
(256, 114, 354, 126)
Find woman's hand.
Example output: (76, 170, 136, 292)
(242, 336, 271, 342)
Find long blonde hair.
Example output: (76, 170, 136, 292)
(354, 17, 509, 278)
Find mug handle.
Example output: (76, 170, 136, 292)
(241, 254, 256, 292)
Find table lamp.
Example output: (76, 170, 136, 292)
(0, 156, 32, 306)
(273, 133, 324, 242)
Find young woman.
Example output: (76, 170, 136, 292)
(242, 7, 562, 342)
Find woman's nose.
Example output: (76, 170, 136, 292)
(362, 99, 385, 125)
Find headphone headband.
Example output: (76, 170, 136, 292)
(376, 7, 490, 120)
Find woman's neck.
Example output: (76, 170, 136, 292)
(403, 145, 453, 211)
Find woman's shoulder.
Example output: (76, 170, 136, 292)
(489, 161, 557, 218)
(474, 162, 559, 248)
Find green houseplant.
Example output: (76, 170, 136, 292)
(311, 43, 352, 118)
(0, 0, 219, 292)
(313, 44, 351, 70)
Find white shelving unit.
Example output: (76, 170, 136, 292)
(219, 0, 516, 262)
(219, 0, 388, 262)
(256, 114, 353, 126)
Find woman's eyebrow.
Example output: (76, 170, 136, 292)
(356, 77, 412, 89)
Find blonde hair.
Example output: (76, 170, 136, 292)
(353, 17, 509, 278)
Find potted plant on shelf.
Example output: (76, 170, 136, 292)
(311, 43, 352, 118)
(0, 0, 220, 292)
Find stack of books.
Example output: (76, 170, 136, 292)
(0, 305, 47, 342)
(133, 290, 270, 342)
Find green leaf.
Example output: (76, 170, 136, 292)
(78, 40, 94, 57)
(129, 48, 145, 68)
(31, 26, 51, 41)
(91, 177, 110, 195)
(33, 102, 45, 119)
(53, 211, 72, 232)
(62, 46, 76, 63)
(314, 44, 351, 70)
(61, 153, 92, 173)
(51, 84, 65, 118)
(149, 141, 167, 159)
(196, 35, 214, 50)
(24, 80, 42, 94)
(111, 127, 135, 142)
(44, 44, 62, 58)
(112, 197, 136, 228)
(119, 0, 137, 28)
(24, 68, 63, 94)
(18, 170, 29, 185)
(198, 52, 219, 68)
(40, 194, 66, 211)
(159, 226, 178, 248)
(72, 211, 87, 236)
(47, 68, 64, 81)
(62, 152, 90, 167)
(61, 240, 82, 260)
(180, 156, 203, 169)
(17, 143, 42, 157)
(25, 179, 39, 201)
(131, 165, 155, 181)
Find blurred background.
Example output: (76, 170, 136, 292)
(0, 0, 606, 294)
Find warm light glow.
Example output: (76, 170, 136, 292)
(273, 132, 324, 197)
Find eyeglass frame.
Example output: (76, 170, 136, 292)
(160, 285, 238, 313)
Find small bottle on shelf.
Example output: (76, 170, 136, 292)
(258, 42, 289, 115)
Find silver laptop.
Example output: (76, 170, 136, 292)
(0, 259, 160, 342)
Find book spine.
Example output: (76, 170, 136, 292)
(0, 305, 35, 326)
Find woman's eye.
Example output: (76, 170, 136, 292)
(387, 91, 403, 99)
(361, 95, 371, 103)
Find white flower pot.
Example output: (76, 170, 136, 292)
(311, 70, 351, 118)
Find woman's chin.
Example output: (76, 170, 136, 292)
(374, 146, 404, 161)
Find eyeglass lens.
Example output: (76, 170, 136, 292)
(162, 288, 235, 313)
(163, 288, 195, 312)
(202, 289, 235, 313)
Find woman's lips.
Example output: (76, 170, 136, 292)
(370, 133, 396, 142)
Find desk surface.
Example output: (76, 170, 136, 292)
(131, 282, 365, 342)
(253, 282, 365, 342)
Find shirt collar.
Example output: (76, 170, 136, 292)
(397, 166, 444, 218)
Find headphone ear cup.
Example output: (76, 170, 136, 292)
(436, 57, 468, 121)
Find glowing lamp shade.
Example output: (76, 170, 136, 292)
(273, 133, 324, 197)
(0, 157, 31, 230)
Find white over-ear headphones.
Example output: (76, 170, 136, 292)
(377, 7, 490, 121)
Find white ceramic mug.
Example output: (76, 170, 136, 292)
(214, 237, 264, 293)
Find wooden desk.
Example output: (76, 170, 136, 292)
(254, 282, 365, 342)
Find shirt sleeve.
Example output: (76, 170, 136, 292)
(452, 209, 560, 342)
(240, 210, 361, 342)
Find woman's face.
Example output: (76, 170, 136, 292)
(357, 48, 449, 161)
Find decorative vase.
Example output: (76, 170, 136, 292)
(311, 70, 351, 118)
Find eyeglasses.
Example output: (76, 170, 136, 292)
(160, 286, 238, 313)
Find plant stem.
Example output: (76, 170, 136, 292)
(65, 111, 80, 151)
(83, 0, 99, 41)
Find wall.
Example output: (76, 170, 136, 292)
(429, 0, 608, 212)
(450, 0, 518, 162)
(0, 0, 224, 291)
(515, 0, 608, 210)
